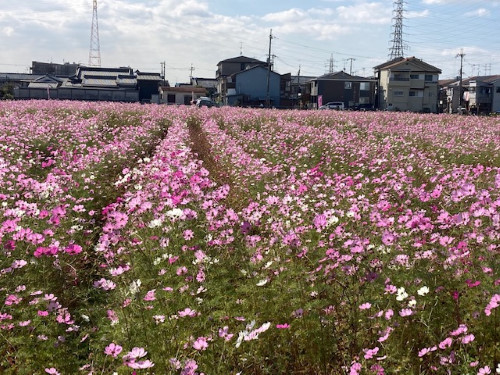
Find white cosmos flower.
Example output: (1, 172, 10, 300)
(417, 286, 430, 296)
(396, 287, 408, 301)
(256, 279, 268, 287)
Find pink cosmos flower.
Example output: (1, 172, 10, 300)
(128, 360, 155, 369)
(477, 366, 491, 375)
(104, 342, 123, 358)
(178, 308, 197, 317)
(359, 302, 372, 310)
(276, 323, 290, 329)
(364, 346, 379, 359)
(485, 294, 500, 316)
(143, 289, 156, 301)
(192, 336, 208, 351)
(183, 229, 194, 240)
(45, 368, 60, 375)
(350, 362, 362, 375)
(461, 334, 475, 344)
(64, 243, 82, 255)
(399, 308, 413, 317)
(438, 337, 452, 349)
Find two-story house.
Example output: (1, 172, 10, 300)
(439, 75, 500, 114)
(225, 65, 281, 107)
(216, 56, 268, 104)
(374, 57, 441, 113)
(309, 71, 377, 110)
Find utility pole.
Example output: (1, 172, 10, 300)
(347, 58, 356, 75)
(456, 49, 465, 108)
(160, 61, 166, 86)
(266, 29, 274, 107)
(189, 63, 195, 82)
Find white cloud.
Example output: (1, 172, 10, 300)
(407, 9, 430, 18)
(2, 26, 14, 37)
(336, 3, 392, 24)
(465, 8, 490, 17)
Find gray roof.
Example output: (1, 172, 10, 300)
(313, 71, 376, 82)
(83, 78, 118, 87)
(28, 82, 60, 89)
(217, 55, 266, 66)
(374, 56, 441, 73)
(136, 71, 162, 80)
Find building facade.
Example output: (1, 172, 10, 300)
(310, 71, 377, 110)
(375, 57, 441, 113)
(226, 65, 281, 107)
(216, 56, 268, 104)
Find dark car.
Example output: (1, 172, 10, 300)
(196, 97, 215, 108)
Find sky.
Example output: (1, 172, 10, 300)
(1, 0, 500, 84)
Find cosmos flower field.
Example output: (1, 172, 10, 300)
(0, 100, 499, 374)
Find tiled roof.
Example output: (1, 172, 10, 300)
(314, 71, 376, 81)
(217, 56, 266, 65)
(374, 57, 441, 73)
(28, 82, 60, 89)
(160, 86, 206, 94)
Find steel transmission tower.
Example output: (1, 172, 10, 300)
(89, 0, 101, 67)
(388, 0, 405, 60)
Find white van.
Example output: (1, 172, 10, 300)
(319, 101, 345, 110)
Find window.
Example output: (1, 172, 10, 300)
(409, 91, 423, 97)
(360, 82, 370, 91)
(496, 87, 500, 93)
(394, 91, 404, 97)
(425, 74, 435, 82)
(393, 73, 409, 81)
(410, 74, 420, 80)
(345, 82, 352, 89)
(167, 94, 175, 103)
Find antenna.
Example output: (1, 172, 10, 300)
(388, 0, 405, 60)
(89, 0, 101, 67)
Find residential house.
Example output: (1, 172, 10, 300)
(374, 57, 441, 113)
(216, 56, 268, 104)
(439, 75, 500, 114)
(226, 65, 281, 107)
(159, 86, 207, 105)
(31, 61, 79, 77)
(309, 71, 377, 110)
(136, 71, 163, 103)
(190, 77, 218, 99)
(15, 66, 139, 102)
(287, 75, 315, 109)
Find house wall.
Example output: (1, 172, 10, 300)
(15, 87, 139, 102)
(316, 80, 376, 109)
(159, 90, 204, 105)
(379, 66, 439, 112)
(493, 80, 500, 112)
(234, 68, 281, 106)
(217, 62, 265, 78)
(137, 80, 161, 103)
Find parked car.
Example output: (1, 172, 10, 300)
(195, 97, 215, 108)
(319, 101, 344, 110)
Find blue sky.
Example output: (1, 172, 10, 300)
(1, 0, 499, 84)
